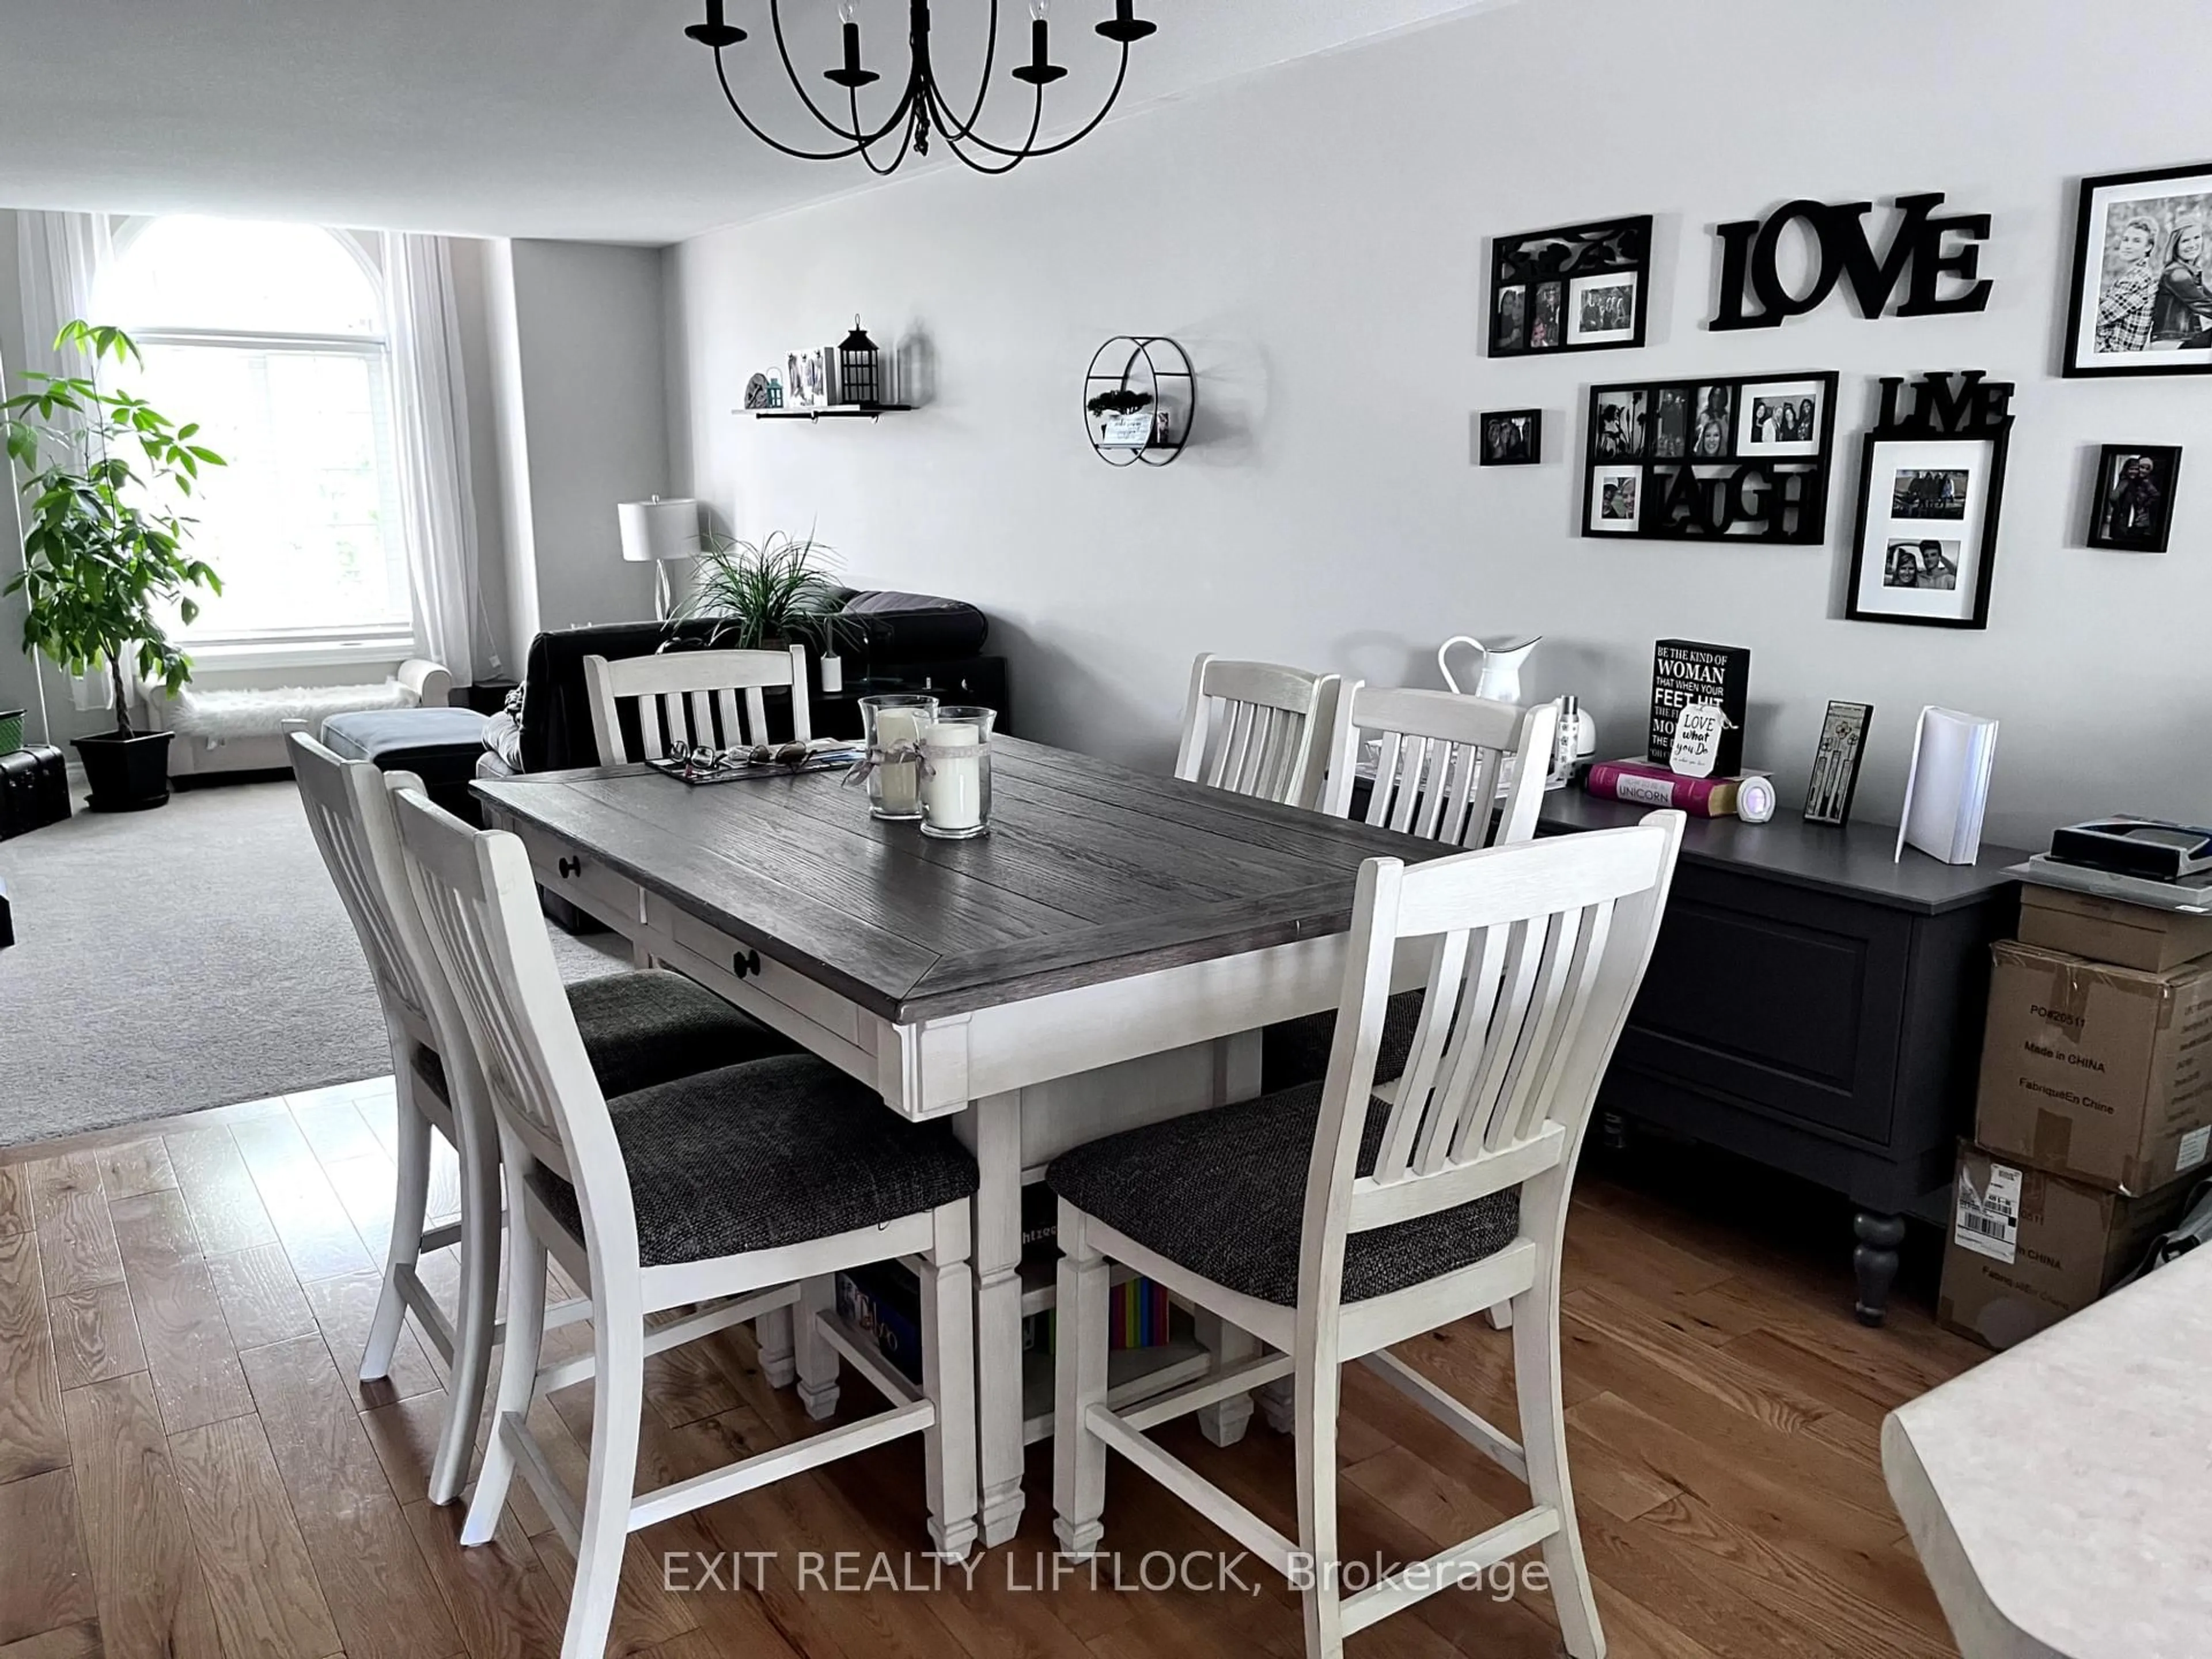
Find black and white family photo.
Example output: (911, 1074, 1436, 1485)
(1480, 409, 1541, 465)
(1600, 474, 1638, 522)
(1749, 395, 1816, 445)
(1593, 390, 1646, 459)
(1529, 282, 1562, 349)
(1495, 284, 1525, 351)
(1490, 214, 1651, 354)
(2089, 445, 2181, 551)
(1692, 385, 1732, 459)
(1884, 539, 1960, 590)
(1736, 380, 1824, 456)
(2069, 165, 2212, 375)
(1569, 272, 1639, 344)
(1891, 468, 1969, 520)
(1653, 388, 1691, 459)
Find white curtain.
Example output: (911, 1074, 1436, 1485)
(14, 210, 117, 712)
(381, 232, 493, 684)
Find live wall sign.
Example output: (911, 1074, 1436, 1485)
(1710, 193, 1993, 330)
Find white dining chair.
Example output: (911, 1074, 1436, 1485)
(1173, 653, 1340, 810)
(1323, 685, 1558, 851)
(583, 643, 812, 764)
(1048, 815, 1684, 1659)
(390, 787, 979, 1657)
(286, 733, 797, 1504)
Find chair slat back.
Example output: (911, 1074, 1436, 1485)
(1172, 654, 1339, 809)
(1321, 685, 1556, 851)
(584, 645, 811, 764)
(1304, 819, 1683, 1281)
(288, 732, 439, 1052)
(392, 790, 625, 1217)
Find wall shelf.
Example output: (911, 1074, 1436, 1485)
(747, 404, 915, 423)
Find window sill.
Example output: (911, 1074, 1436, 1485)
(182, 635, 423, 675)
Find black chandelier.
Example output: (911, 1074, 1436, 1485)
(684, 1, 1158, 176)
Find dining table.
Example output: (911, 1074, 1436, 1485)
(475, 736, 1453, 1547)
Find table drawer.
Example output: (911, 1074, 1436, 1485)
(507, 820, 644, 931)
(648, 894, 867, 1048)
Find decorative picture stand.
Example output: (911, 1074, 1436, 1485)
(2086, 444, 2181, 552)
(1581, 369, 1839, 543)
(1804, 700, 1873, 826)
(1845, 371, 2014, 629)
(1489, 215, 1652, 357)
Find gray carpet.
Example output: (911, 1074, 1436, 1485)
(0, 778, 627, 1149)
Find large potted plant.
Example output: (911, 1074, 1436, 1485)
(673, 528, 861, 683)
(3, 321, 225, 810)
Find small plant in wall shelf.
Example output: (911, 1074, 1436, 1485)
(2, 321, 226, 812)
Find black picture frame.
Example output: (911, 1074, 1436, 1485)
(2086, 444, 2181, 551)
(1845, 430, 2009, 628)
(1479, 408, 1543, 466)
(1489, 215, 1652, 358)
(1804, 700, 1873, 827)
(1579, 369, 1839, 544)
(2062, 161, 2212, 378)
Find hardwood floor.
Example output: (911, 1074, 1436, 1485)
(0, 1080, 1986, 1658)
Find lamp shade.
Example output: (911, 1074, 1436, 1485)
(617, 497, 702, 563)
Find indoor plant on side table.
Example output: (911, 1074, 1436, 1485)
(3, 321, 225, 811)
(673, 528, 861, 687)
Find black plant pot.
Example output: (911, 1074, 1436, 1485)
(74, 730, 173, 813)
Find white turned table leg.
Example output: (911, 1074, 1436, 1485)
(968, 1090, 1027, 1548)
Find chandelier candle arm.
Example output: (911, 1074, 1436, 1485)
(686, 0, 1153, 175)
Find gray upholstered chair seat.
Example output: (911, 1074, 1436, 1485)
(527, 1054, 979, 1267)
(411, 968, 793, 1104)
(1260, 989, 1426, 1093)
(1046, 1080, 1519, 1307)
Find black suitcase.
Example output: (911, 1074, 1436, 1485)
(0, 744, 70, 840)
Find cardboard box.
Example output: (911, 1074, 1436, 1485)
(1974, 940, 2212, 1195)
(1938, 1143, 2194, 1349)
(2017, 883, 2212, 973)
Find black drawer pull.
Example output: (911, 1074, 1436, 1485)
(558, 856, 582, 879)
(733, 949, 762, 979)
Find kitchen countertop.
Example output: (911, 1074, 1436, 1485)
(1883, 1245, 2212, 1658)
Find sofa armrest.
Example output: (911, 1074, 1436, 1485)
(396, 658, 452, 708)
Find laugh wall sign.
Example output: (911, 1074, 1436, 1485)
(1710, 193, 1993, 330)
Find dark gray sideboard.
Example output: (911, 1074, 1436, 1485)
(1539, 791, 2027, 1323)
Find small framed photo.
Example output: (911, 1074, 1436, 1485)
(1529, 282, 1565, 350)
(1588, 465, 1643, 533)
(1494, 284, 1528, 352)
(1479, 408, 1542, 466)
(1847, 432, 2009, 628)
(1568, 271, 1639, 346)
(1652, 387, 1692, 459)
(2065, 162, 2212, 377)
(1738, 378, 1827, 459)
(1488, 215, 1652, 357)
(1590, 389, 1647, 460)
(2087, 444, 2181, 551)
(1690, 384, 1733, 458)
(1804, 700, 1873, 827)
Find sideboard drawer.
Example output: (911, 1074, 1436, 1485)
(1615, 863, 1912, 1146)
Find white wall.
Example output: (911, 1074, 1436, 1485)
(666, 0, 2212, 849)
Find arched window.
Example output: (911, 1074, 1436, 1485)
(93, 217, 412, 645)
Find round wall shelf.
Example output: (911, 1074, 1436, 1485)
(1083, 336, 1194, 467)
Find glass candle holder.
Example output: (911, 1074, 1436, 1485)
(919, 706, 997, 840)
(858, 694, 938, 820)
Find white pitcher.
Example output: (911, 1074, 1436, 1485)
(1438, 635, 1542, 703)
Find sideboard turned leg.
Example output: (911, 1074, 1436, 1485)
(1852, 1210, 1908, 1327)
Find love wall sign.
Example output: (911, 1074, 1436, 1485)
(1710, 193, 1993, 331)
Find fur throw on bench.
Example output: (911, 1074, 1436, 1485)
(165, 680, 412, 742)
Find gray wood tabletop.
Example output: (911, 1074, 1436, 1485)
(475, 737, 1457, 1024)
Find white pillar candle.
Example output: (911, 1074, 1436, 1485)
(873, 707, 924, 814)
(922, 721, 983, 831)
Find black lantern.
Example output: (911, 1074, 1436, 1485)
(838, 316, 882, 410)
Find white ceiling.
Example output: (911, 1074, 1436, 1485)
(0, 1, 1505, 244)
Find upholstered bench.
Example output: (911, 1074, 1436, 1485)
(321, 706, 492, 821)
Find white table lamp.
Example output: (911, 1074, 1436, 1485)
(618, 496, 702, 621)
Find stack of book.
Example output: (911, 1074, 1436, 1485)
(1584, 756, 1756, 818)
